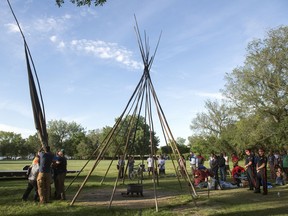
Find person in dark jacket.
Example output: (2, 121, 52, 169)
(255, 148, 268, 195)
(244, 148, 256, 191)
(53, 149, 67, 200)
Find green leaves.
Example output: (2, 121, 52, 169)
(190, 26, 288, 154)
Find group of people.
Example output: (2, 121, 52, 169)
(118, 148, 288, 193)
(267, 150, 288, 185)
(117, 154, 167, 179)
(244, 148, 268, 195)
(22, 146, 67, 204)
(244, 148, 287, 195)
(186, 148, 287, 193)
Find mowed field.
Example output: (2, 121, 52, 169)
(0, 159, 287, 216)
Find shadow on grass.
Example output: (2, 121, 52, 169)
(204, 185, 288, 216)
(213, 205, 288, 216)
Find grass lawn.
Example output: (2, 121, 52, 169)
(0, 160, 287, 216)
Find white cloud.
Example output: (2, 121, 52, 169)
(5, 23, 20, 33)
(50, 35, 66, 49)
(68, 39, 142, 70)
(50, 35, 57, 42)
(58, 41, 65, 49)
(0, 124, 34, 138)
(9, 14, 72, 37)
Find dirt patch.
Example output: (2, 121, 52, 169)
(72, 187, 201, 209)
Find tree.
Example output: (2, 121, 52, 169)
(0, 131, 25, 157)
(189, 26, 288, 153)
(160, 146, 172, 155)
(222, 26, 288, 147)
(100, 115, 160, 157)
(47, 119, 86, 156)
(188, 135, 219, 157)
(76, 129, 100, 159)
(190, 99, 234, 137)
(56, 0, 107, 7)
(174, 137, 189, 154)
(25, 134, 42, 155)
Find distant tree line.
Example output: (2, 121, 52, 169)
(188, 26, 288, 159)
(0, 116, 165, 159)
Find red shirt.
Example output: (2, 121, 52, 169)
(231, 166, 245, 181)
(194, 169, 213, 186)
(232, 155, 239, 164)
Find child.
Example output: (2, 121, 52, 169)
(275, 166, 286, 185)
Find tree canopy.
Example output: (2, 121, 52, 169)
(189, 26, 288, 156)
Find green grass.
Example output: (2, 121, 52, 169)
(0, 160, 287, 216)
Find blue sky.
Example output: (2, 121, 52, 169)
(0, 0, 288, 145)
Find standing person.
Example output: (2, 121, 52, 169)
(197, 153, 205, 167)
(158, 155, 166, 176)
(178, 155, 186, 177)
(117, 155, 125, 179)
(218, 153, 226, 181)
(255, 148, 268, 195)
(53, 149, 67, 200)
(37, 146, 54, 204)
(282, 151, 288, 175)
(209, 153, 214, 169)
(127, 155, 135, 179)
(211, 154, 221, 190)
(231, 153, 239, 167)
(244, 148, 256, 191)
(147, 154, 154, 176)
(189, 152, 198, 175)
(22, 155, 40, 202)
(223, 152, 231, 176)
(267, 150, 276, 180)
(274, 151, 281, 167)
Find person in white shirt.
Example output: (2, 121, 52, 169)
(147, 154, 154, 176)
(189, 152, 198, 175)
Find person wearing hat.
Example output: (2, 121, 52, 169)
(22, 155, 40, 201)
(53, 149, 67, 200)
